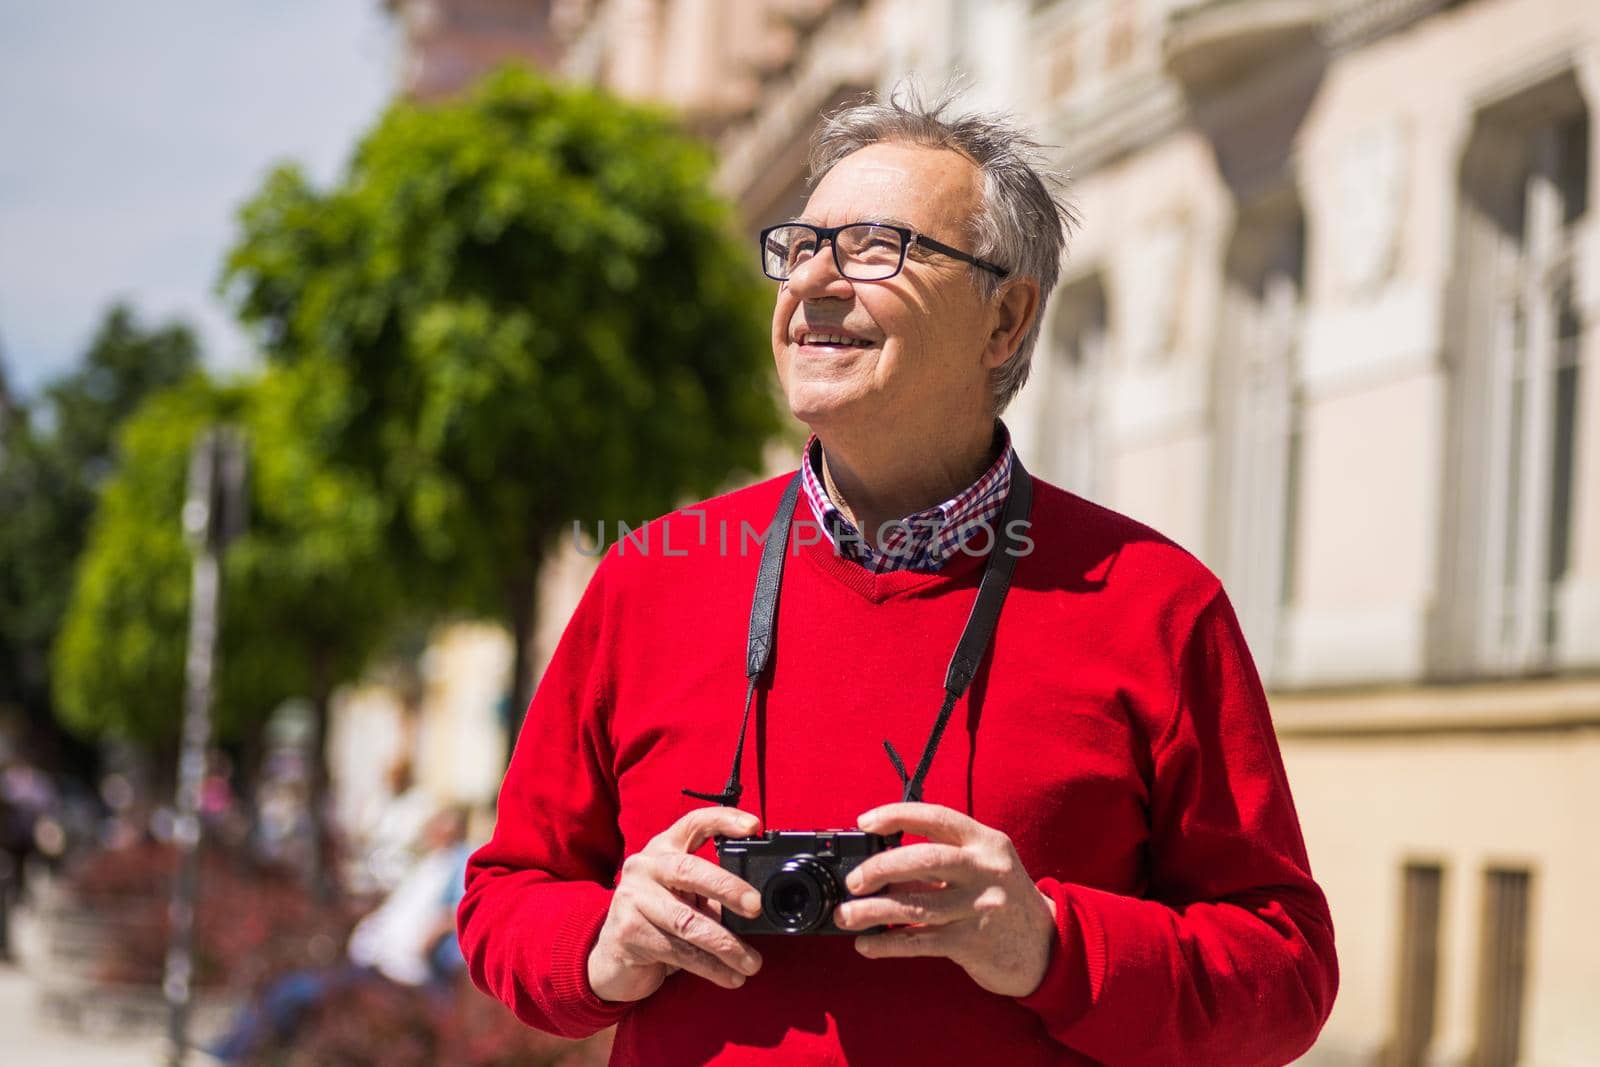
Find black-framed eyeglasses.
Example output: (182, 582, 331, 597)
(758, 221, 1010, 282)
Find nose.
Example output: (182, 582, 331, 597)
(783, 237, 856, 301)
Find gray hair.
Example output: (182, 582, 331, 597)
(807, 79, 1077, 413)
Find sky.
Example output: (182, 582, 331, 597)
(0, 1, 399, 399)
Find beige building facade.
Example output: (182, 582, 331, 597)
(385, 1, 1600, 1062)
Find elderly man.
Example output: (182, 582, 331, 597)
(459, 88, 1338, 1066)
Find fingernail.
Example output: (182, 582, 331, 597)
(742, 891, 760, 915)
(846, 873, 864, 893)
(834, 904, 852, 927)
(731, 974, 745, 987)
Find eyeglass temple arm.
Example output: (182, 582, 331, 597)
(913, 234, 1010, 278)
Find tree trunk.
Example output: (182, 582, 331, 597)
(503, 553, 542, 768)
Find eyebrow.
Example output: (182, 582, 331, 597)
(789, 215, 919, 230)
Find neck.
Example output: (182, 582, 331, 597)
(816, 415, 999, 549)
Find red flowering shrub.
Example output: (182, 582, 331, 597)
(248, 972, 612, 1067)
(60, 840, 611, 1063)
(62, 840, 363, 989)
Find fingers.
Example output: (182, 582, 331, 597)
(857, 802, 987, 845)
(622, 917, 753, 990)
(631, 880, 763, 982)
(661, 935, 752, 990)
(661, 805, 762, 853)
(845, 842, 973, 895)
(855, 923, 960, 960)
(834, 884, 979, 931)
(626, 849, 762, 920)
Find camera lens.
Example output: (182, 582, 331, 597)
(762, 855, 841, 933)
(773, 881, 810, 919)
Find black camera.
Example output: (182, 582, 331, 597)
(716, 829, 898, 936)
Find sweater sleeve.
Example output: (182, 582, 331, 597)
(1016, 588, 1339, 1066)
(456, 552, 633, 1039)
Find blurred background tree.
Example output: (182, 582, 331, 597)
(0, 306, 199, 773)
(223, 67, 780, 753)
(52, 362, 404, 889)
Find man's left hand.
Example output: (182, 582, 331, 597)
(832, 803, 1057, 998)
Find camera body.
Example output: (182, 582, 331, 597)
(716, 829, 898, 936)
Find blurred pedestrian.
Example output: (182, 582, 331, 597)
(0, 742, 61, 957)
(207, 806, 472, 1063)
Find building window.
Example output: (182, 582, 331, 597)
(1210, 201, 1304, 683)
(1387, 862, 1444, 1067)
(1474, 867, 1534, 1067)
(1034, 275, 1109, 500)
(1436, 76, 1589, 678)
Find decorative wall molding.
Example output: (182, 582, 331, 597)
(1575, 216, 1600, 319)
(1118, 218, 1190, 368)
(1105, 357, 1210, 447)
(557, 0, 617, 84)
(1164, 0, 1325, 94)
(1280, 600, 1431, 689)
(1322, 0, 1455, 53)
(714, 3, 881, 209)
(1332, 118, 1410, 297)
(1556, 579, 1600, 671)
(1044, 70, 1189, 176)
(1297, 280, 1442, 401)
(1272, 674, 1600, 737)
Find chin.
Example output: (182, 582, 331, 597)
(786, 396, 837, 427)
(785, 393, 859, 431)
(781, 339, 893, 415)
(778, 362, 874, 429)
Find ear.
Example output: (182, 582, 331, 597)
(981, 276, 1041, 370)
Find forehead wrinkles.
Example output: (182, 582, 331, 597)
(805, 165, 918, 222)
(807, 150, 982, 242)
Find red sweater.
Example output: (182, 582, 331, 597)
(459, 472, 1338, 1066)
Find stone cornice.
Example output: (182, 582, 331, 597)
(1273, 674, 1600, 737)
(713, 3, 882, 212)
(1322, 0, 1456, 51)
(1043, 68, 1190, 177)
(1164, 0, 1328, 92)
(555, 0, 618, 83)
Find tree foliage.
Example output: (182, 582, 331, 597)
(0, 306, 198, 734)
(47, 306, 202, 485)
(51, 363, 401, 747)
(222, 67, 782, 729)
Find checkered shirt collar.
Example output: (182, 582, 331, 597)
(799, 422, 1015, 573)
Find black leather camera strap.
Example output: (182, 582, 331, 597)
(684, 455, 1034, 808)
(682, 472, 801, 809)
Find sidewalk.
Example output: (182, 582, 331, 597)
(0, 961, 169, 1067)
(2, 897, 226, 1067)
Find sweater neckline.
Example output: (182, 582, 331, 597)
(793, 489, 991, 604)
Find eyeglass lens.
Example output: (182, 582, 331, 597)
(763, 224, 905, 281)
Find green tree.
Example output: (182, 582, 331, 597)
(52, 379, 264, 746)
(52, 363, 402, 885)
(223, 67, 781, 749)
(0, 306, 198, 752)
(47, 306, 202, 485)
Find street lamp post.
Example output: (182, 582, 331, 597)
(163, 427, 247, 1067)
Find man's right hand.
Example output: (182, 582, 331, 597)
(586, 806, 766, 1003)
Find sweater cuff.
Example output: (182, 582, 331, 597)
(548, 888, 634, 1034)
(1014, 878, 1097, 1028)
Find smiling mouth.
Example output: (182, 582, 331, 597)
(796, 332, 875, 349)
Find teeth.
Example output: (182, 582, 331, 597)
(803, 333, 869, 346)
